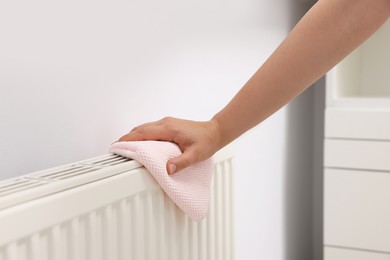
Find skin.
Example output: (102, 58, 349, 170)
(118, 0, 390, 174)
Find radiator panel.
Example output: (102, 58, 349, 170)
(0, 149, 234, 260)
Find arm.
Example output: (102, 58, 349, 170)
(213, 0, 390, 147)
(118, 0, 390, 174)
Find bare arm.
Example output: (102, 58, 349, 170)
(118, 0, 390, 174)
(213, 0, 390, 147)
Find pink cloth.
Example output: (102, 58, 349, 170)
(109, 141, 213, 221)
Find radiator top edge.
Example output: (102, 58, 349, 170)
(0, 154, 142, 211)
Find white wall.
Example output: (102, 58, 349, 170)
(0, 0, 321, 259)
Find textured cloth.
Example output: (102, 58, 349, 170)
(109, 141, 213, 221)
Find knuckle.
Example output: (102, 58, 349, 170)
(162, 116, 173, 122)
(161, 117, 178, 135)
(162, 116, 178, 126)
(132, 127, 145, 136)
(136, 126, 144, 132)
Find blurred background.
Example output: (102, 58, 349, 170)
(0, 0, 325, 259)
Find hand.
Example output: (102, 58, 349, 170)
(116, 117, 223, 174)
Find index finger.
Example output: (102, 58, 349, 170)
(117, 124, 174, 143)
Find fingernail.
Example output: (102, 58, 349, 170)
(169, 163, 176, 174)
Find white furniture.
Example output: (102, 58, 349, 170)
(324, 20, 390, 259)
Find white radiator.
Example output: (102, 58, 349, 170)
(0, 146, 234, 260)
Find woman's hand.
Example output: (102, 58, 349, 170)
(117, 117, 223, 174)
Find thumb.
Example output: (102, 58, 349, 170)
(166, 148, 199, 175)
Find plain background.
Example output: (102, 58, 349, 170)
(0, 0, 324, 259)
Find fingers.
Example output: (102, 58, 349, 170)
(117, 125, 171, 142)
(166, 147, 200, 174)
(129, 119, 163, 132)
(117, 121, 171, 142)
(116, 117, 177, 143)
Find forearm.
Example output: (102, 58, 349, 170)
(213, 0, 390, 147)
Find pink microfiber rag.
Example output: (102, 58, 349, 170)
(109, 141, 213, 221)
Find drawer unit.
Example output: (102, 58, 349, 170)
(324, 169, 390, 252)
(325, 108, 390, 140)
(324, 19, 390, 260)
(324, 139, 390, 171)
(325, 247, 390, 260)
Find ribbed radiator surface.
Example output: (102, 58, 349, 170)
(0, 147, 234, 260)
